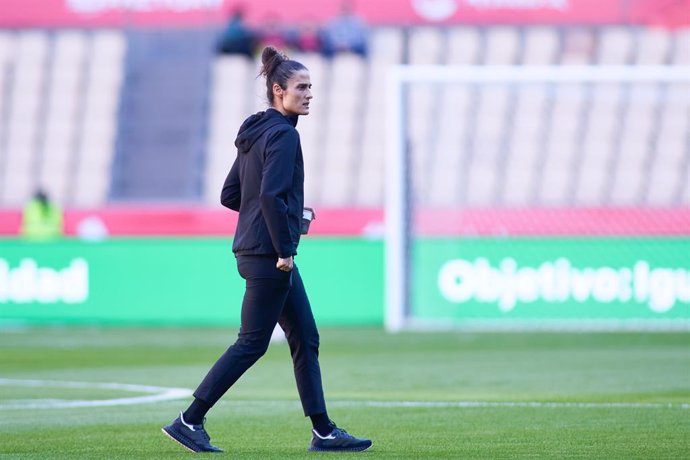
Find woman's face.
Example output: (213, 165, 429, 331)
(274, 69, 313, 116)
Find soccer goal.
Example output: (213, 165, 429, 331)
(384, 65, 690, 332)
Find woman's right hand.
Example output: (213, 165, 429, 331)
(276, 256, 293, 272)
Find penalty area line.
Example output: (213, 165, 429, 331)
(0, 378, 193, 409)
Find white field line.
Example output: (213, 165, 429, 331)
(1, 379, 687, 410)
(0, 378, 192, 409)
(220, 399, 690, 411)
(344, 400, 690, 410)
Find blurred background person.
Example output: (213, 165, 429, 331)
(285, 18, 324, 54)
(256, 13, 290, 51)
(216, 7, 256, 57)
(320, 0, 368, 57)
(20, 189, 63, 241)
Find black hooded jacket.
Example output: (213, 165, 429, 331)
(221, 108, 304, 258)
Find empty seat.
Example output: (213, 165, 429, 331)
(1, 31, 49, 205)
(465, 164, 498, 206)
(522, 27, 559, 65)
(680, 165, 690, 204)
(320, 54, 366, 205)
(427, 85, 473, 206)
(369, 27, 404, 64)
(560, 28, 595, 64)
(646, 165, 684, 205)
(408, 27, 444, 65)
(635, 28, 671, 64)
(71, 31, 126, 207)
(446, 27, 481, 65)
(671, 28, 690, 64)
(294, 53, 327, 204)
(38, 31, 88, 204)
(483, 27, 520, 64)
(204, 55, 253, 204)
(357, 33, 401, 206)
(596, 27, 633, 64)
(0, 32, 16, 158)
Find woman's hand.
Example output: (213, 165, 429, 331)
(277, 256, 294, 272)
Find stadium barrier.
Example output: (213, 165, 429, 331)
(0, 238, 383, 326)
(1, 208, 688, 328)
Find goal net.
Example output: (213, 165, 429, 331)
(384, 65, 690, 332)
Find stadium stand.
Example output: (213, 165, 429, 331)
(110, 29, 214, 202)
(0, 26, 687, 211)
(72, 31, 126, 207)
(0, 30, 125, 208)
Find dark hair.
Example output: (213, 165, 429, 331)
(259, 46, 307, 105)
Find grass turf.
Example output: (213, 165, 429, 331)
(0, 328, 688, 459)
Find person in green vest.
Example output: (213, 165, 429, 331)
(21, 189, 63, 240)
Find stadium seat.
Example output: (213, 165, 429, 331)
(407, 26, 444, 204)
(502, 167, 536, 205)
(671, 28, 690, 64)
(0, 32, 16, 152)
(522, 27, 559, 65)
(408, 27, 444, 65)
(205, 55, 253, 204)
(572, 82, 621, 204)
(465, 164, 497, 206)
(483, 27, 520, 65)
(680, 164, 690, 204)
(428, 85, 472, 206)
(319, 54, 365, 205)
(356, 28, 403, 206)
(1, 31, 49, 205)
(370, 27, 404, 63)
(292, 53, 327, 205)
(635, 28, 671, 64)
(560, 28, 595, 64)
(446, 27, 481, 64)
(609, 168, 644, 205)
(596, 27, 633, 64)
(646, 165, 683, 205)
(38, 31, 88, 204)
(70, 31, 125, 207)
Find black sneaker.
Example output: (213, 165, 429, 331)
(161, 412, 223, 453)
(308, 423, 373, 452)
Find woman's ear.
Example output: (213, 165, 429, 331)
(272, 83, 283, 100)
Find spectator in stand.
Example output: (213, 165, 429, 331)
(21, 189, 63, 241)
(216, 8, 256, 58)
(321, 1, 368, 58)
(285, 19, 324, 54)
(256, 13, 289, 52)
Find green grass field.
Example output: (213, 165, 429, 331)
(1, 327, 688, 459)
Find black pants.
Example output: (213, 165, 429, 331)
(193, 255, 327, 416)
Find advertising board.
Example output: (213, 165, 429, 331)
(1, 0, 686, 27)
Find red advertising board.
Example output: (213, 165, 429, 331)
(0, 0, 687, 28)
(1, 207, 689, 236)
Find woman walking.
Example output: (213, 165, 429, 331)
(162, 46, 372, 453)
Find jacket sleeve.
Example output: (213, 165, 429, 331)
(260, 127, 298, 258)
(220, 156, 241, 211)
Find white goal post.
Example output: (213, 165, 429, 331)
(384, 65, 690, 333)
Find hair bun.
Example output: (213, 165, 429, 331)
(260, 46, 287, 78)
(261, 46, 282, 65)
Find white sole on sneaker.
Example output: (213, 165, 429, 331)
(161, 427, 199, 453)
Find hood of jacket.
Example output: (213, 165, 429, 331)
(234, 108, 299, 153)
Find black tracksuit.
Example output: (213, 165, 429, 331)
(193, 109, 326, 417)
